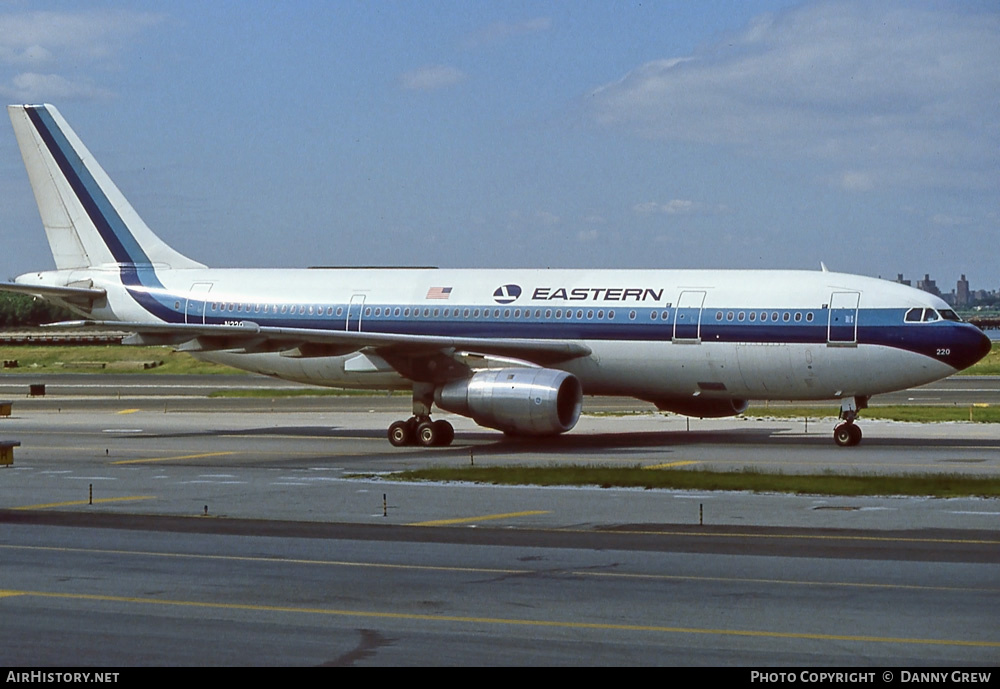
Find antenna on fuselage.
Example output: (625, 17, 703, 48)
(820, 262, 829, 272)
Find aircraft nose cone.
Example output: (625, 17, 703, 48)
(951, 325, 993, 372)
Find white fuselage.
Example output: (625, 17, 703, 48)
(21, 265, 977, 404)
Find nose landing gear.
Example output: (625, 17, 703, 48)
(833, 395, 868, 447)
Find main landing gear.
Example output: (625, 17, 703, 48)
(387, 382, 455, 447)
(387, 417, 454, 447)
(833, 395, 868, 447)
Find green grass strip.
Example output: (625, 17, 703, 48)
(957, 341, 1000, 375)
(382, 465, 1000, 498)
(208, 388, 405, 398)
(745, 405, 1000, 423)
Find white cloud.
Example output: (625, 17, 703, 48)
(838, 171, 875, 192)
(0, 72, 112, 102)
(462, 17, 552, 50)
(0, 10, 164, 101)
(534, 210, 561, 226)
(590, 1, 1000, 191)
(930, 213, 973, 227)
(634, 199, 729, 215)
(400, 65, 466, 92)
(0, 10, 164, 66)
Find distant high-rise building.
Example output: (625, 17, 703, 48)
(916, 273, 941, 297)
(956, 274, 970, 306)
(895, 273, 912, 286)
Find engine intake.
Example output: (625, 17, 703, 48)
(436, 368, 582, 436)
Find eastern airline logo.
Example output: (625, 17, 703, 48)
(493, 284, 522, 304)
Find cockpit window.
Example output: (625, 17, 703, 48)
(922, 309, 939, 322)
(939, 309, 962, 322)
(904, 308, 922, 322)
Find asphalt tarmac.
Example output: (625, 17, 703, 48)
(0, 374, 998, 666)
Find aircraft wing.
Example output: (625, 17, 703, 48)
(46, 319, 591, 378)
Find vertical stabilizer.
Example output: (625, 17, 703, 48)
(8, 104, 205, 270)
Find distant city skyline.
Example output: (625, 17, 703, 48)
(895, 272, 999, 308)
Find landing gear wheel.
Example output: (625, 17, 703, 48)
(432, 419, 454, 446)
(416, 421, 438, 447)
(848, 423, 862, 446)
(834, 423, 862, 447)
(388, 420, 412, 447)
(388, 417, 453, 447)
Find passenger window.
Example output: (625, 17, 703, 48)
(629, 310, 636, 320)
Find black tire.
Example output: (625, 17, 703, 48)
(416, 421, 438, 447)
(433, 419, 454, 446)
(834, 423, 853, 447)
(388, 420, 412, 447)
(848, 423, 863, 446)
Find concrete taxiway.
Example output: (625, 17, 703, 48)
(0, 374, 998, 665)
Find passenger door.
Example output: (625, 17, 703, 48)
(827, 291, 860, 345)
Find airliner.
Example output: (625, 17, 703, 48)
(3, 104, 992, 447)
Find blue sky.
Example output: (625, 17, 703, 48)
(1, 1, 997, 294)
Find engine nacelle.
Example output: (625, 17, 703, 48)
(435, 368, 582, 436)
(650, 397, 749, 418)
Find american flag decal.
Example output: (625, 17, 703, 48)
(426, 286, 452, 300)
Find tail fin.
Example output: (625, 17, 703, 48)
(8, 104, 205, 270)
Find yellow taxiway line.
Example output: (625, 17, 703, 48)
(0, 588, 996, 648)
(408, 510, 551, 526)
(11, 496, 155, 511)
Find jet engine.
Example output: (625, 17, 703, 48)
(650, 397, 749, 418)
(435, 368, 582, 436)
